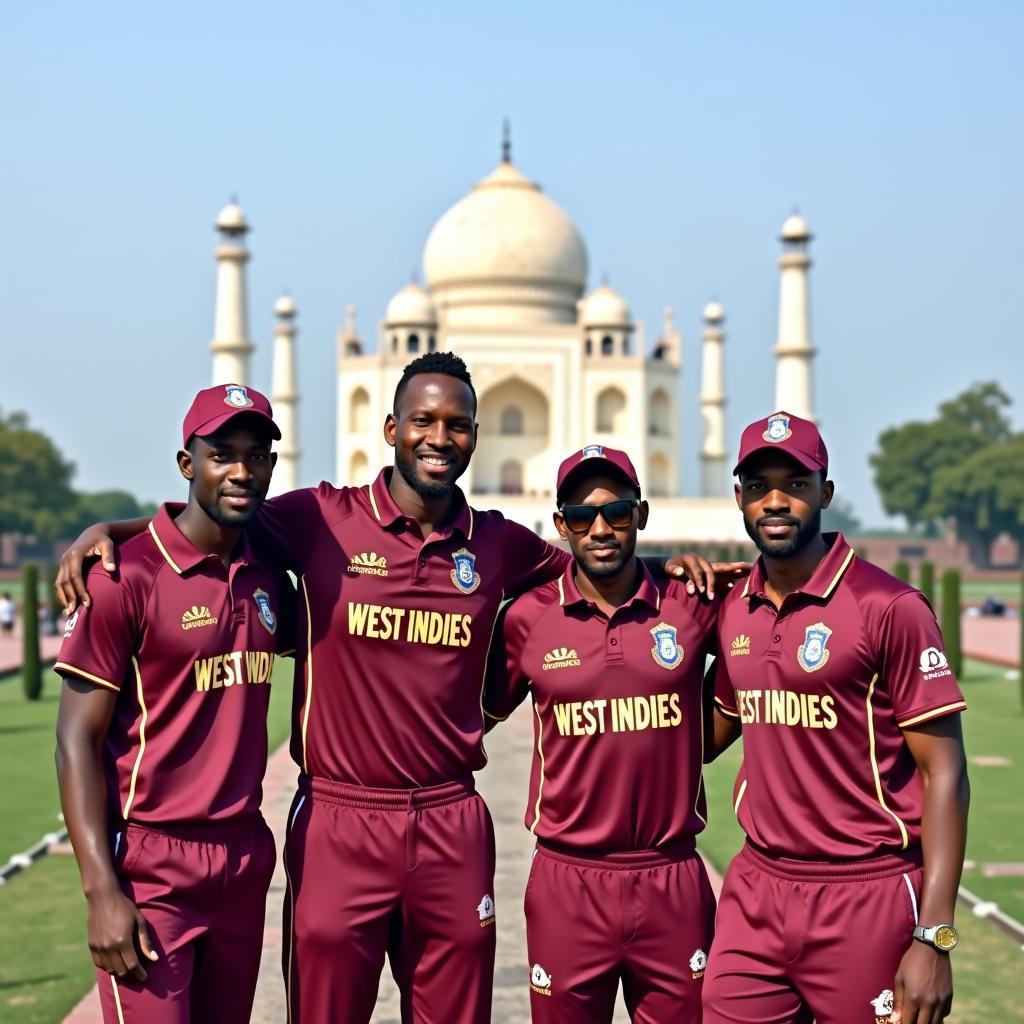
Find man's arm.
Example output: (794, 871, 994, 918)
(55, 679, 158, 981)
(892, 715, 969, 1024)
(482, 599, 533, 733)
(56, 518, 149, 613)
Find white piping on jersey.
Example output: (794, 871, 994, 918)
(733, 778, 748, 816)
(288, 794, 306, 833)
(866, 673, 910, 849)
(903, 872, 919, 924)
(299, 575, 314, 774)
(529, 700, 546, 834)
(121, 657, 148, 819)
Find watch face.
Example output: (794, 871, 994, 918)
(934, 925, 958, 951)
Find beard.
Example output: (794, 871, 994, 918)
(395, 447, 458, 501)
(744, 507, 822, 559)
(197, 492, 261, 529)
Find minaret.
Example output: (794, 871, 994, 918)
(270, 293, 300, 494)
(210, 200, 254, 385)
(700, 301, 727, 496)
(773, 212, 816, 421)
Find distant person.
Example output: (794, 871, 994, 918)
(0, 592, 14, 636)
(54, 385, 295, 1024)
(39, 597, 58, 636)
(980, 594, 1005, 617)
(702, 412, 969, 1024)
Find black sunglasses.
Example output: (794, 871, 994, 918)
(558, 498, 640, 534)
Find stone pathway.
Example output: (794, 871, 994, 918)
(0, 626, 61, 676)
(65, 701, 722, 1022)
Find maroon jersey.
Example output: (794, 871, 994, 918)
(252, 469, 570, 788)
(484, 562, 719, 851)
(56, 505, 295, 825)
(714, 533, 966, 859)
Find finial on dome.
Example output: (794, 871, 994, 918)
(501, 118, 511, 163)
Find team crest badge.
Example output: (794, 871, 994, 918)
(224, 384, 254, 409)
(797, 621, 832, 673)
(253, 588, 277, 634)
(762, 413, 792, 443)
(450, 548, 481, 594)
(650, 622, 684, 669)
(581, 444, 604, 459)
(870, 989, 894, 1023)
(689, 948, 708, 978)
(530, 963, 552, 996)
(477, 893, 495, 926)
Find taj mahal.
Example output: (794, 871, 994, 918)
(206, 137, 818, 545)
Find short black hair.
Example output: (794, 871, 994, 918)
(393, 352, 476, 415)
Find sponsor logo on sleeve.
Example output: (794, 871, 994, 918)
(347, 552, 389, 576)
(797, 621, 832, 673)
(689, 948, 708, 979)
(451, 548, 481, 594)
(762, 413, 792, 442)
(870, 988, 894, 1023)
(253, 588, 277, 635)
(181, 605, 218, 631)
(918, 647, 952, 679)
(224, 384, 254, 409)
(650, 622, 684, 669)
(542, 647, 581, 671)
(530, 964, 552, 996)
(63, 609, 81, 638)
(730, 634, 752, 656)
(477, 893, 495, 927)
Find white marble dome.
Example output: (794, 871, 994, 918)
(702, 300, 725, 323)
(216, 201, 248, 233)
(274, 294, 296, 318)
(385, 282, 436, 326)
(582, 284, 631, 327)
(422, 160, 588, 327)
(780, 213, 811, 241)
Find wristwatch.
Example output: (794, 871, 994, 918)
(913, 923, 958, 952)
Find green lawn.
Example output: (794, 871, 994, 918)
(699, 657, 1024, 1024)
(0, 659, 293, 1023)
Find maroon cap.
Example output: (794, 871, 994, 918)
(733, 411, 828, 476)
(556, 445, 641, 502)
(182, 384, 281, 448)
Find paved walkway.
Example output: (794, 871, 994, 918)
(0, 626, 61, 676)
(64, 702, 722, 1023)
(962, 614, 1020, 669)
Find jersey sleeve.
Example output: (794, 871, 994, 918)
(250, 485, 333, 572)
(54, 568, 139, 692)
(713, 604, 740, 719)
(500, 519, 572, 597)
(482, 598, 534, 722)
(879, 592, 967, 728)
(275, 573, 298, 657)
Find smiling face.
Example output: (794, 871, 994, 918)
(554, 473, 648, 580)
(735, 450, 833, 558)
(178, 417, 276, 527)
(385, 372, 477, 500)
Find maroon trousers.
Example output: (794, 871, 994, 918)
(283, 775, 496, 1024)
(702, 842, 924, 1024)
(97, 816, 276, 1024)
(524, 839, 716, 1023)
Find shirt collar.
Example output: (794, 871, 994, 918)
(740, 532, 854, 603)
(149, 502, 256, 576)
(557, 559, 662, 613)
(367, 467, 474, 540)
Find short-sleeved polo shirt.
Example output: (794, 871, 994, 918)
(251, 468, 570, 788)
(714, 533, 966, 859)
(484, 562, 719, 852)
(56, 504, 295, 826)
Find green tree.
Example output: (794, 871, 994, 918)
(22, 564, 42, 701)
(0, 411, 77, 540)
(892, 561, 911, 584)
(919, 561, 936, 607)
(65, 490, 156, 539)
(940, 569, 962, 678)
(930, 436, 1024, 568)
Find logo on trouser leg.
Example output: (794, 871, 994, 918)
(871, 989, 894, 1023)
(530, 964, 552, 996)
(689, 949, 707, 979)
(477, 893, 495, 926)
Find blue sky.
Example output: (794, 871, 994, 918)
(3, 2, 1021, 527)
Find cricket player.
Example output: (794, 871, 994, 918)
(56, 353, 731, 1024)
(702, 411, 969, 1024)
(54, 385, 295, 1023)
(484, 446, 719, 1023)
